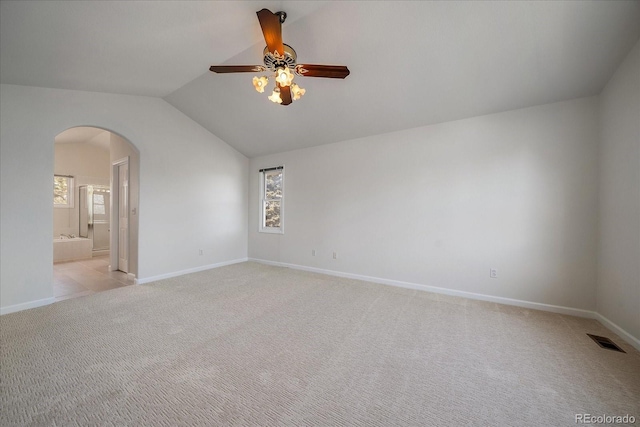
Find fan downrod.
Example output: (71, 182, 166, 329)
(275, 11, 287, 24)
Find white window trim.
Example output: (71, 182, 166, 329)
(259, 166, 284, 234)
(54, 175, 75, 209)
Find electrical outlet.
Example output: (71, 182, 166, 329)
(490, 268, 497, 278)
(199, 249, 204, 256)
(333, 252, 337, 259)
(311, 249, 316, 256)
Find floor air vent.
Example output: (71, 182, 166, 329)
(587, 334, 625, 353)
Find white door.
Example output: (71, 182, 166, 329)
(118, 162, 129, 273)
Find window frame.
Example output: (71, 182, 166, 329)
(259, 166, 284, 234)
(53, 175, 75, 209)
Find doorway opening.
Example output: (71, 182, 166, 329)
(52, 127, 139, 301)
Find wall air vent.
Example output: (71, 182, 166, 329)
(587, 334, 626, 353)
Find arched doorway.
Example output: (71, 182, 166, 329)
(52, 126, 139, 301)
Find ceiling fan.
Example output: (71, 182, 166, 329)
(209, 9, 350, 106)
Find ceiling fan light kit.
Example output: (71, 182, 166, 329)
(275, 66, 294, 87)
(291, 83, 305, 101)
(209, 9, 350, 106)
(252, 76, 269, 93)
(267, 88, 283, 104)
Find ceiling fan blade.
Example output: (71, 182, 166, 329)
(278, 83, 292, 106)
(209, 65, 265, 73)
(256, 9, 284, 56)
(295, 64, 350, 79)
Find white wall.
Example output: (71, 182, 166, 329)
(597, 40, 640, 340)
(54, 139, 110, 237)
(249, 97, 600, 311)
(0, 84, 248, 312)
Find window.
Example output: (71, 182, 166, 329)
(260, 166, 284, 233)
(54, 175, 74, 208)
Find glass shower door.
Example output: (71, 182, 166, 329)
(77, 185, 110, 252)
(91, 187, 110, 251)
(79, 186, 89, 238)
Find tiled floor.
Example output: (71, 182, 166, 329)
(53, 255, 134, 301)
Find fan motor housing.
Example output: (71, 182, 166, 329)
(263, 44, 297, 71)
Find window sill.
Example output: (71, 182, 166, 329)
(259, 228, 284, 234)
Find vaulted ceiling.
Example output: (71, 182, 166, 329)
(2, 1, 639, 157)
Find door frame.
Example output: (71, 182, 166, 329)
(110, 156, 129, 272)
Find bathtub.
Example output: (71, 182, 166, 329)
(53, 237, 92, 262)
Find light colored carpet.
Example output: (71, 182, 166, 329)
(1, 262, 638, 426)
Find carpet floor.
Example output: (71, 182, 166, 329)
(1, 262, 639, 426)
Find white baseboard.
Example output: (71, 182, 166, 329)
(594, 313, 640, 352)
(1, 297, 56, 315)
(249, 258, 640, 350)
(135, 258, 249, 285)
(249, 258, 597, 318)
(4, 258, 638, 352)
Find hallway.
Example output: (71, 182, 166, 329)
(53, 255, 134, 301)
